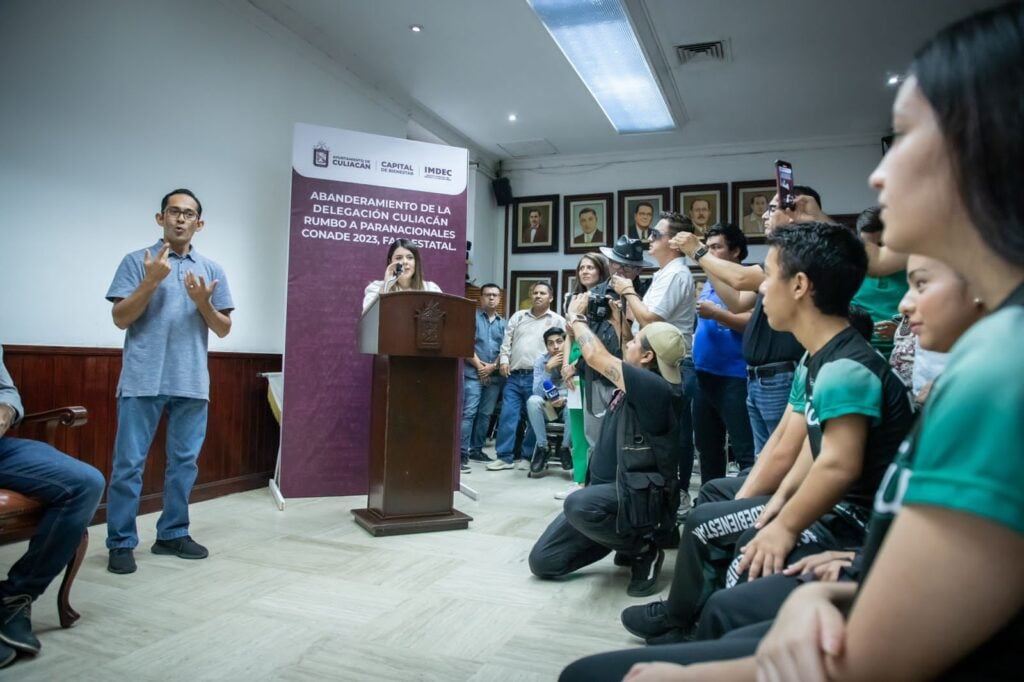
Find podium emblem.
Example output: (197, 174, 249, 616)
(313, 142, 329, 168)
(414, 300, 446, 349)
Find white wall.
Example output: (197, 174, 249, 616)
(0, 0, 489, 352)
(499, 139, 885, 288)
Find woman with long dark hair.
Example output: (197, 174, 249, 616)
(361, 238, 441, 313)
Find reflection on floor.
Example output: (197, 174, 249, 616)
(0, 448, 703, 681)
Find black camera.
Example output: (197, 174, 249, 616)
(586, 280, 620, 324)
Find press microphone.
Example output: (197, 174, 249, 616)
(542, 379, 560, 420)
(395, 263, 404, 275)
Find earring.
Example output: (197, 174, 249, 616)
(973, 297, 984, 308)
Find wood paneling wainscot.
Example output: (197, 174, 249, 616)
(4, 346, 281, 523)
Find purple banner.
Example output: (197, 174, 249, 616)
(282, 126, 468, 497)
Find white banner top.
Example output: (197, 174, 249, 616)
(293, 122, 468, 196)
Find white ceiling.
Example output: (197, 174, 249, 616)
(249, 0, 997, 162)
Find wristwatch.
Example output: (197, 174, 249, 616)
(571, 314, 588, 324)
(693, 245, 709, 261)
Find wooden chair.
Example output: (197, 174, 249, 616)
(0, 406, 90, 628)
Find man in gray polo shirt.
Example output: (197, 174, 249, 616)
(104, 188, 234, 575)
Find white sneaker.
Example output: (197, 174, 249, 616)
(516, 458, 531, 470)
(676, 492, 692, 521)
(554, 483, 583, 500)
(486, 459, 515, 471)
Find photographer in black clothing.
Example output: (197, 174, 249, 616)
(529, 290, 686, 597)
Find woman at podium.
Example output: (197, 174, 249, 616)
(362, 239, 442, 312)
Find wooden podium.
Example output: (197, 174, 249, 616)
(353, 291, 476, 536)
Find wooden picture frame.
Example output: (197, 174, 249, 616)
(560, 269, 578, 314)
(564, 192, 614, 254)
(508, 270, 558, 316)
(512, 195, 560, 253)
(618, 187, 670, 241)
(673, 183, 728, 236)
(731, 180, 775, 243)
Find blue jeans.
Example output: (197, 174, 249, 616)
(694, 371, 755, 483)
(495, 372, 535, 463)
(0, 437, 105, 599)
(745, 371, 795, 455)
(106, 396, 208, 550)
(460, 375, 503, 458)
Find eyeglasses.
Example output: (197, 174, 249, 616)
(164, 207, 199, 222)
(648, 227, 665, 241)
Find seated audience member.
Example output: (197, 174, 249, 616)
(562, 252, 987, 679)
(690, 223, 754, 483)
(671, 195, 822, 458)
(0, 346, 105, 668)
(362, 238, 441, 312)
(488, 282, 565, 470)
(567, 6, 1024, 679)
(526, 327, 570, 473)
(850, 206, 908, 358)
(620, 223, 914, 644)
(529, 307, 686, 597)
(460, 283, 506, 471)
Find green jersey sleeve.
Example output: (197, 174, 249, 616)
(788, 358, 808, 414)
(903, 309, 1024, 535)
(812, 358, 882, 424)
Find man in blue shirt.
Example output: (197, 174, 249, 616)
(692, 224, 755, 483)
(460, 283, 506, 470)
(104, 189, 234, 575)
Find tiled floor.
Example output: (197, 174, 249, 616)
(0, 452, 701, 681)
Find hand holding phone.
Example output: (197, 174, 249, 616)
(775, 160, 795, 210)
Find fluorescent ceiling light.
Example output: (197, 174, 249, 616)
(525, 0, 674, 133)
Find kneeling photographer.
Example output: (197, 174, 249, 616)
(610, 213, 698, 516)
(529, 291, 686, 597)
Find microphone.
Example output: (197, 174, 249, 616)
(542, 379, 560, 420)
(395, 262, 404, 275)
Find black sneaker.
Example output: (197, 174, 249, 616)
(152, 536, 209, 560)
(0, 640, 14, 668)
(460, 462, 472, 474)
(558, 447, 573, 470)
(646, 625, 698, 645)
(0, 595, 40, 655)
(626, 546, 665, 597)
(529, 445, 549, 473)
(613, 552, 631, 567)
(108, 548, 137, 574)
(620, 600, 676, 641)
(468, 450, 492, 462)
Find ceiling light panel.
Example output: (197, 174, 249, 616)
(526, 0, 675, 133)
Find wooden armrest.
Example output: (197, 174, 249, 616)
(21, 406, 89, 429)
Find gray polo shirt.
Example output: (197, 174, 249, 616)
(106, 240, 234, 400)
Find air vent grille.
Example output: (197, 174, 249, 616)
(675, 40, 728, 65)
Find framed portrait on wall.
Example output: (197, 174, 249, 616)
(560, 269, 578, 313)
(731, 180, 775, 242)
(511, 195, 559, 253)
(508, 270, 557, 316)
(564, 192, 613, 254)
(673, 183, 728, 236)
(617, 187, 670, 242)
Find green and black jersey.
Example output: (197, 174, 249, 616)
(857, 284, 1024, 680)
(788, 326, 916, 511)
